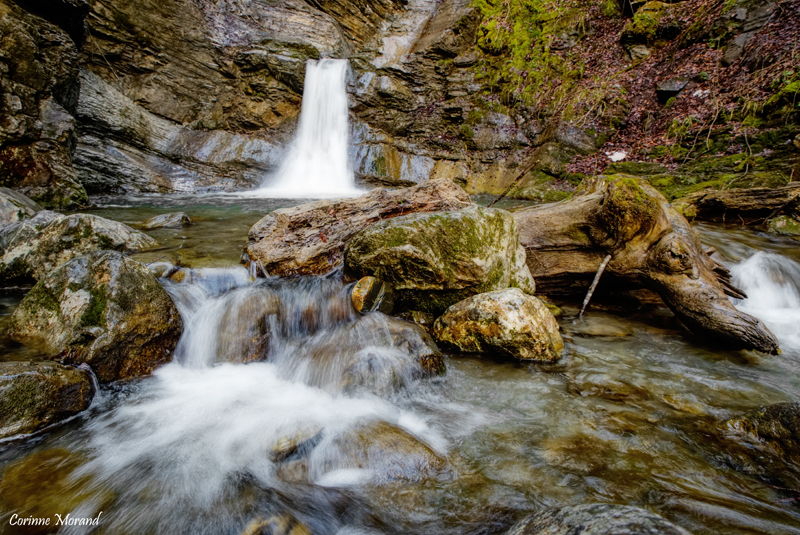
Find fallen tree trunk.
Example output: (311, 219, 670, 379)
(244, 179, 472, 276)
(673, 183, 800, 222)
(513, 175, 780, 354)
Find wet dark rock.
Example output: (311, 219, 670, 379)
(345, 205, 535, 314)
(148, 261, 180, 279)
(0, 361, 93, 439)
(725, 402, 800, 468)
(508, 504, 692, 535)
(139, 212, 193, 230)
(9, 250, 183, 382)
(245, 179, 472, 277)
(315, 421, 449, 484)
(0, 213, 158, 283)
(0, 187, 42, 227)
(433, 288, 563, 362)
(269, 424, 324, 463)
(384, 316, 446, 376)
(0, 1, 89, 208)
(656, 77, 689, 104)
(350, 276, 394, 314)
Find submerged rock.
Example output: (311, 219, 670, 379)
(345, 206, 535, 314)
(725, 402, 800, 466)
(9, 251, 182, 382)
(0, 188, 42, 227)
(313, 421, 449, 484)
(0, 361, 94, 439)
(244, 178, 472, 277)
(0, 213, 158, 282)
(433, 288, 563, 362)
(241, 514, 311, 535)
(139, 212, 193, 229)
(507, 504, 692, 534)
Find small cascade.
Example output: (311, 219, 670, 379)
(731, 251, 800, 350)
(250, 59, 363, 198)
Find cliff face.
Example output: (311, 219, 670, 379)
(0, 0, 88, 207)
(1, 0, 797, 201)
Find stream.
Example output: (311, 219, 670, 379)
(1, 198, 800, 535)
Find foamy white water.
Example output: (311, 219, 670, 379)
(731, 251, 800, 351)
(247, 59, 364, 198)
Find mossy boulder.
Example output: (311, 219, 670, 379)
(508, 504, 692, 535)
(8, 250, 183, 382)
(767, 215, 800, 237)
(0, 187, 42, 228)
(433, 288, 563, 362)
(344, 206, 535, 314)
(0, 361, 94, 439)
(0, 213, 158, 283)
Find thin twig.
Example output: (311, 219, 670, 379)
(580, 254, 612, 317)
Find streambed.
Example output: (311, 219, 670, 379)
(1, 196, 799, 535)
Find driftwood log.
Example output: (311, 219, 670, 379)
(513, 175, 780, 354)
(673, 183, 800, 221)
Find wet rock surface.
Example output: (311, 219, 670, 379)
(345, 205, 535, 314)
(507, 504, 692, 535)
(9, 250, 183, 382)
(0, 213, 158, 283)
(433, 288, 564, 362)
(314, 421, 449, 484)
(0, 361, 94, 439)
(350, 276, 394, 314)
(245, 179, 472, 277)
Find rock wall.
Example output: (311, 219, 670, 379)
(0, 0, 88, 207)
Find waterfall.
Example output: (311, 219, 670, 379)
(730, 251, 800, 351)
(250, 59, 363, 198)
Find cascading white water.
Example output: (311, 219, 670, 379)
(250, 59, 363, 198)
(730, 251, 800, 351)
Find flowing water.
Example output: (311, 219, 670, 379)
(2, 199, 800, 534)
(247, 59, 363, 199)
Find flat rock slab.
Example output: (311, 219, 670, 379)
(244, 179, 472, 277)
(0, 361, 94, 439)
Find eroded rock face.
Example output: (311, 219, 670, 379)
(508, 504, 692, 535)
(433, 288, 563, 362)
(0, 361, 94, 439)
(0, 187, 42, 227)
(9, 251, 183, 382)
(344, 205, 535, 314)
(245, 178, 472, 277)
(0, 213, 158, 283)
(0, 1, 89, 208)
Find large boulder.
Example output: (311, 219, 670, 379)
(0, 213, 158, 282)
(0, 361, 94, 439)
(507, 504, 692, 535)
(244, 179, 472, 277)
(0, 188, 42, 227)
(8, 251, 183, 382)
(433, 288, 563, 362)
(344, 205, 535, 314)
